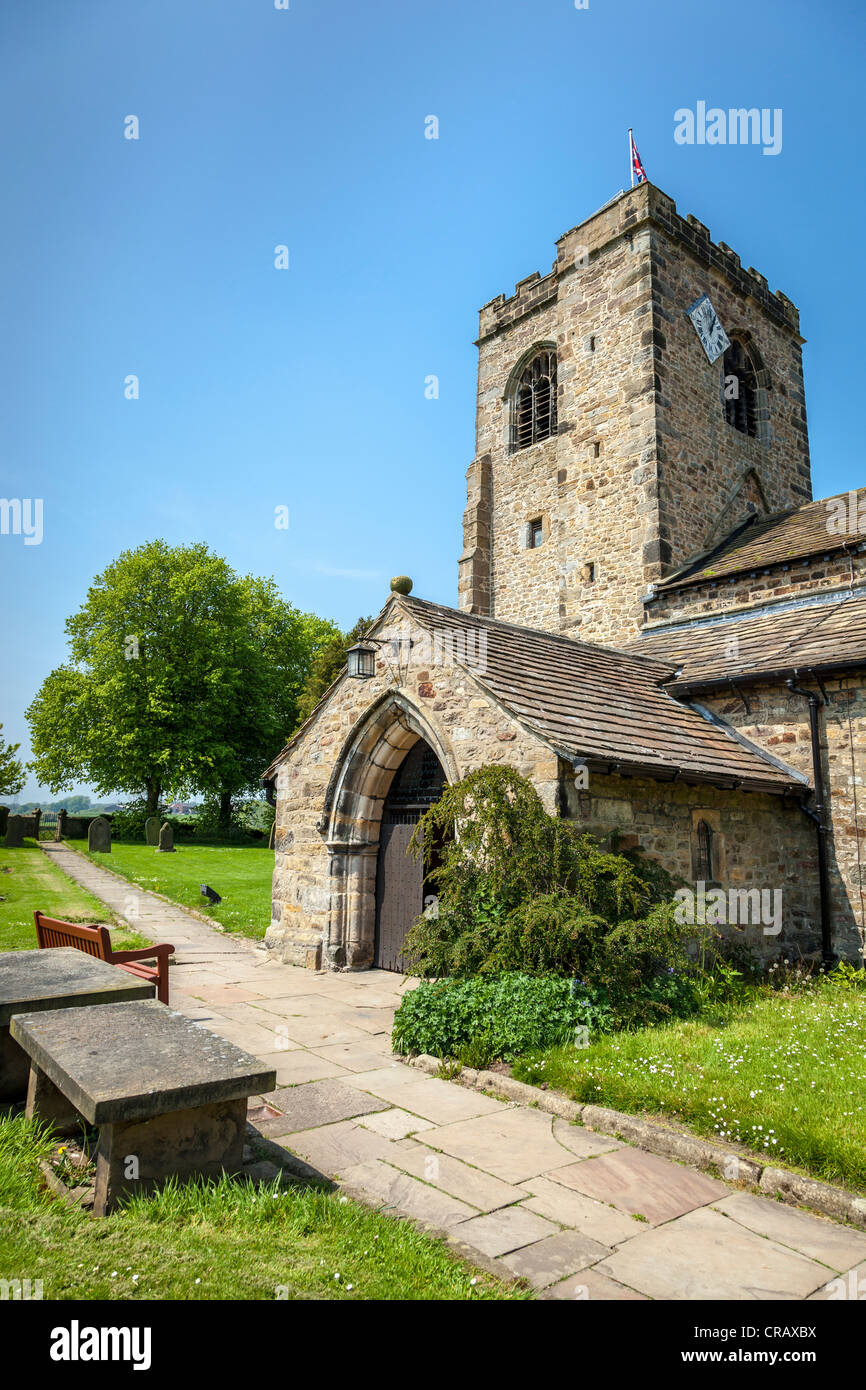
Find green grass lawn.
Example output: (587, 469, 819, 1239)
(0, 1115, 524, 1301)
(70, 840, 273, 940)
(0, 842, 145, 952)
(512, 977, 866, 1192)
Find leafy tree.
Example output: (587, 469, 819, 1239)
(294, 615, 374, 726)
(26, 541, 340, 818)
(54, 795, 91, 812)
(0, 725, 25, 796)
(201, 578, 339, 828)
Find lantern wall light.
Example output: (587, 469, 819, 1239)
(346, 634, 415, 680)
(346, 640, 379, 679)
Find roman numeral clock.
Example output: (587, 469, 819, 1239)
(686, 292, 731, 363)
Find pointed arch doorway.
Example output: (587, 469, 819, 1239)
(374, 740, 446, 971)
(320, 692, 458, 972)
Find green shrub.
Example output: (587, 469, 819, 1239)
(108, 800, 160, 841)
(401, 766, 683, 985)
(109, 801, 197, 842)
(392, 972, 614, 1062)
(828, 960, 866, 992)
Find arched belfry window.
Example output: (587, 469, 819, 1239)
(510, 349, 557, 451)
(695, 819, 714, 882)
(723, 340, 758, 437)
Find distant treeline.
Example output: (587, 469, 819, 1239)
(4, 796, 121, 814)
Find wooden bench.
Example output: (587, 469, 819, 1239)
(34, 913, 174, 1006)
(11, 1000, 276, 1215)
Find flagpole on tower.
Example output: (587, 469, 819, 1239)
(628, 128, 634, 187)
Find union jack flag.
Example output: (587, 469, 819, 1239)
(630, 131, 647, 184)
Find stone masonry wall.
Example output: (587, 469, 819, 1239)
(645, 556, 866, 627)
(462, 189, 658, 642)
(460, 181, 811, 650)
(651, 200, 811, 574)
(699, 676, 866, 961)
(562, 766, 822, 963)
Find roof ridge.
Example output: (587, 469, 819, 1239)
(394, 594, 677, 674)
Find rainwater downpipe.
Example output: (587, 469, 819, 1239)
(786, 678, 836, 968)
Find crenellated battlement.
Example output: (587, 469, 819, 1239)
(477, 182, 800, 344)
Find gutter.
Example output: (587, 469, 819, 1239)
(675, 656, 866, 697)
(552, 744, 804, 799)
(785, 679, 836, 968)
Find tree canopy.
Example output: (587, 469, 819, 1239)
(26, 540, 341, 814)
(0, 724, 25, 797)
(294, 614, 375, 726)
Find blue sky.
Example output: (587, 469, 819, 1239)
(2, 0, 863, 798)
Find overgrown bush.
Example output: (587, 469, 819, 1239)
(109, 800, 160, 841)
(192, 799, 263, 842)
(402, 764, 685, 976)
(233, 796, 274, 837)
(108, 800, 197, 842)
(392, 973, 614, 1062)
(407, 766, 669, 937)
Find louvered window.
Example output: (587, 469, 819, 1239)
(723, 341, 757, 437)
(511, 350, 557, 451)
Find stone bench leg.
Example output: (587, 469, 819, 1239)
(0, 1028, 31, 1104)
(93, 1097, 248, 1216)
(25, 1064, 82, 1136)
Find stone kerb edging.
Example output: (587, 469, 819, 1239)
(406, 1053, 866, 1232)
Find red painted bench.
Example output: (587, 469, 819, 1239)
(34, 913, 174, 1006)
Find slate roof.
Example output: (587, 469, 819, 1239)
(627, 589, 866, 688)
(656, 490, 864, 593)
(264, 595, 810, 794)
(389, 598, 807, 795)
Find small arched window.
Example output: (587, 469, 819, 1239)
(511, 349, 557, 451)
(723, 341, 758, 437)
(695, 819, 714, 882)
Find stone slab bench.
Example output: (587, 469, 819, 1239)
(0, 947, 155, 1103)
(10, 999, 277, 1216)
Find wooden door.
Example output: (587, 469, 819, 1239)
(373, 741, 446, 972)
(374, 810, 424, 972)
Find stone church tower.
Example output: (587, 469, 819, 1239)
(266, 177, 864, 975)
(458, 182, 812, 645)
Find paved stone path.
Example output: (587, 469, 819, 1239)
(40, 841, 866, 1299)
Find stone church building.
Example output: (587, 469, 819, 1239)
(264, 181, 865, 974)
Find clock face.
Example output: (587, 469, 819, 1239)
(686, 293, 731, 364)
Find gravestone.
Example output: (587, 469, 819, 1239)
(0, 808, 8, 837)
(55, 809, 67, 841)
(157, 822, 176, 854)
(4, 815, 24, 849)
(144, 816, 160, 846)
(88, 816, 111, 854)
(268, 822, 276, 851)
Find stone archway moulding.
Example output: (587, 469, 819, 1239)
(318, 690, 458, 970)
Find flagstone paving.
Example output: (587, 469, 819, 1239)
(39, 840, 866, 1301)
